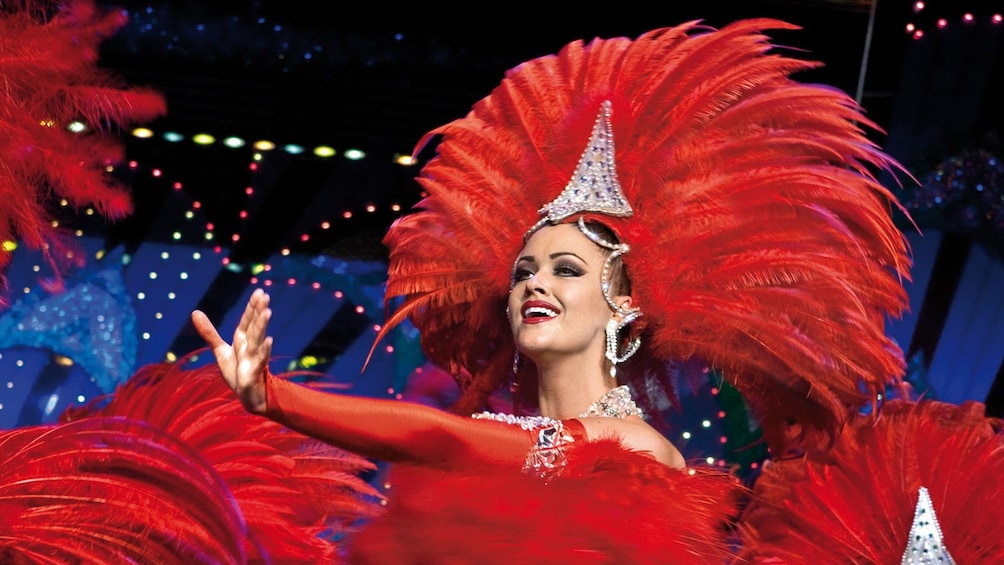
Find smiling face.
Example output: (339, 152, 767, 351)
(507, 222, 631, 367)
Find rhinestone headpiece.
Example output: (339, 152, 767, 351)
(901, 487, 955, 565)
(524, 100, 634, 239)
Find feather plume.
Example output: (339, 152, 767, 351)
(380, 20, 912, 451)
(736, 399, 1004, 563)
(64, 358, 384, 563)
(349, 439, 744, 564)
(0, 419, 248, 564)
(0, 0, 166, 300)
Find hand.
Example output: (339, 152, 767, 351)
(191, 288, 273, 414)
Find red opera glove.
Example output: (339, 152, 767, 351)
(265, 371, 586, 472)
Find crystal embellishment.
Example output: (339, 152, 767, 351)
(901, 487, 956, 565)
(529, 100, 633, 237)
(579, 385, 643, 418)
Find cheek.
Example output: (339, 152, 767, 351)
(506, 293, 519, 326)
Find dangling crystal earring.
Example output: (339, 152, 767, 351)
(512, 350, 520, 374)
(605, 313, 642, 379)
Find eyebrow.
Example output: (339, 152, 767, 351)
(516, 251, 586, 263)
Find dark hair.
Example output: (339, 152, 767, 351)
(580, 219, 632, 297)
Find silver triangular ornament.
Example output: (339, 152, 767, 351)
(901, 487, 956, 565)
(538, 100, 633, 224)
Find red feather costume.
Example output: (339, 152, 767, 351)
(347, 17, 913, 564)
(0, 0, 165, 299)
(736, 399, 1004, 563)
(1, 360, 383, 564)
(379, 19, 913, 455)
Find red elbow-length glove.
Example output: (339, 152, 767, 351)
(264, 372, 585, 472)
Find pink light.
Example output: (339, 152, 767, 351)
(231, 234, 240, 242)
(249, 163, 258, 171)
(355, 305, 365, 314)
(710, 387, 719, 395)
(913, 1, 924, 11)
(250, 277, 258, 284)
(264, 264, 272, 271)
(366, 204, 376, 213)
(717, 411, 726, 418)
(334, 291, 344, 298)
(193, 201, 202, 209)
(173, 182, 183, 190)
(239, 210, 248, 219)
(386, 345, 395, 353)
(719, 437, 727, 444)
(213, 246, 222, 253)
(937, 18, 947, 28)
(222, 257, 230, 265)
(963, 13, 974, 23)
(913, 29, 924, 39)
(245, 187, 253, 195)
(321, 221, 331, 229)
(151, 169, 162, 177)
(311, 282, 321, 290)
(994, 14, 1003, 24)
(373, 324, 382, 331)
(264, 279, 273, 287)
(129, 160, 138, 168)
(342, 211, 353, 219)
(205, 222, 214, 230)
(300, 234, 310, 242)
(287, 278, 296, 285)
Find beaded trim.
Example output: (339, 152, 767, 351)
(579, 385, 643, 419)
(901, 486, 956, 564)
(472, 386, 642, 477)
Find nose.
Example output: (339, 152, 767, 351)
(523, 271, 550, 296)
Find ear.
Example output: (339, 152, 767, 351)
(613, 295, 633, 317)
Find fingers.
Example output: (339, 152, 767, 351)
(244, 306, 272, 354)
(191, 310, 226, 348)
(237, 288, 270, 335)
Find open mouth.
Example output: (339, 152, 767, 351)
(521, 301, 559, 321)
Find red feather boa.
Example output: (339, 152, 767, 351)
(348, 439, 745, 564)
(736, 399, 1004, 563)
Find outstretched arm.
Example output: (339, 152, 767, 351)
(191, 289, 544, 471)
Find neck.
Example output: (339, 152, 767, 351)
(534, 353, 615, 419)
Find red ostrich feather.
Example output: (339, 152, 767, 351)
(0, 0, 165, 299)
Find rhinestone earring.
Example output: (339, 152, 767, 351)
(605, 313, 641, 378)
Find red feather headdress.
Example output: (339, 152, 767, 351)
(0, 0, 166, 299)
(380, 19, 912, 451)
(735, 399, 1004, 563)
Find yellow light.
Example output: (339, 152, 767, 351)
(300, 355, 318, 368)
(132, 127, 154, 138)
(193, 133, 216, 145)
(2, 241, 17, 252)
(253, 140, 276, 151)
(395, 154, 415, 166)
(313, 145, 336, 158)
(53, 355, 74, 367)
(165, 352, 177, 362)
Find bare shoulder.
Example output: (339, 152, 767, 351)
(577, 416, 685, 469)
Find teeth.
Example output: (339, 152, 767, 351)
(525, 306, 557, 318)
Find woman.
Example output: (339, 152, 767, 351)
(193, 17, 911, 563)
